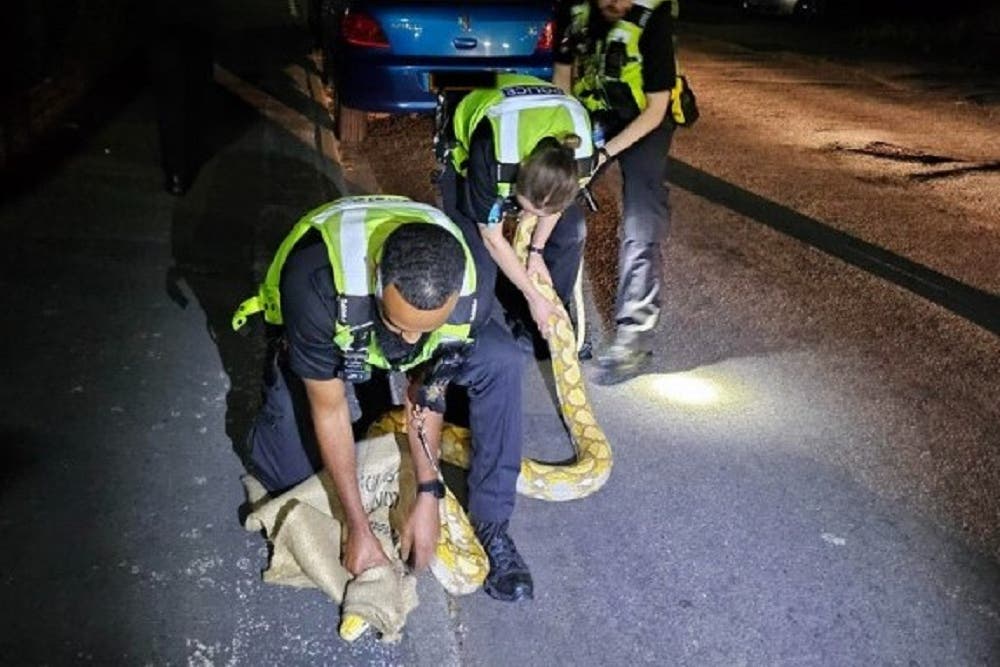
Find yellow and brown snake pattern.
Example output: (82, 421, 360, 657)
(368, 213, 614, 597)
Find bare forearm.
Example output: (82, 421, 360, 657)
(553, 62, 667, 159)
(530, 213, 560, 250)
(314, 413, 368, 530)
(405, 394, 443, 484)
(304, 379, 369, 530)
(315, 415, 368, 528)
(480, 226, 545, 302)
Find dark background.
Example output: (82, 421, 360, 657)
(2, 0, 998, 179)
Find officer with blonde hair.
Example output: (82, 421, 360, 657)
(439, 73, 595, 358)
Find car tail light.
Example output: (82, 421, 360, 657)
(341, 10, 389, 48)
(535, 20, 554, 52)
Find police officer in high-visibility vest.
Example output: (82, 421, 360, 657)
(439, 73, 594, 356)
(554, 0, 682, 379)
(232, 196, 534, 602)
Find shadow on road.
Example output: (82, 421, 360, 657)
(166, 28, 340, 472)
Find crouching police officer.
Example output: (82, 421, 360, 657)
(438, 73, 594, 356)
(232, 195, 533, 602)
(554, 0, 684, 379)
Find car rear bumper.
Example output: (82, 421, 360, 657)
(336, 55, 553, 112)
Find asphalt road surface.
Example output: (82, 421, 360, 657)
(1, 2, 997, 665)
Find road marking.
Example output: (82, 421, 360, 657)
(668, 157, 1000, 335)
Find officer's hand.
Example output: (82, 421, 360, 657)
(592, 147, 611, 177)
(526, 254, 557, 338)
(526, 293, 556, 340)
(400, 492, 440, 572)
(343, 525, 391, 576)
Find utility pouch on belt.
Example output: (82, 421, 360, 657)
(603, 41, 628, 79)
(342, 349, 372, 384)
(671, 75, 699, 128)
(341, 323, 374, 384)
(603, 82, 641, 129)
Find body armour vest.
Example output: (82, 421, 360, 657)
(232, 195, 478, 374)
(451, 73, 594, 199)
(568, 0, 689, 125)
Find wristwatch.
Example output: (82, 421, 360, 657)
(416, 479, 446, 499)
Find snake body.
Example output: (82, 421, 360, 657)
(511, 216, 613, 501)
(363, 214, 614, 601)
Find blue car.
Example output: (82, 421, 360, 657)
(319, 0, 556, 142)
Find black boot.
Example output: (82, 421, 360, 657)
(165, 172, 189, 196)
(473, 520, 533, 602)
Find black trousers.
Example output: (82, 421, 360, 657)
(611, 121, 674, 345)
(248, 325, 526, 524)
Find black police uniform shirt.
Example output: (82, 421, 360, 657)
(554, 0, 677, 97)
(457, 123, 507, 227)
(279, 230, 470, 398)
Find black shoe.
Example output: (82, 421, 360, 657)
(165, 172, 188, 196)
(473, 520, 533, 602)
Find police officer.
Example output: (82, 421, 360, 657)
(554, 0, 679, 378)
(439, 73, 594, 356)
(234, 196, 533, 602)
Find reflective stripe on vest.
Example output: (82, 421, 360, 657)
(318, 196, 476, 301)
(452, 73, 594, 198)
(231, 195, 476, 372)
(488, 94, 593, 170)
(570, 0, 674, 116)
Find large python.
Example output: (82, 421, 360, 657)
(434, 215, 613, 501)
(340, 213, 613, 640)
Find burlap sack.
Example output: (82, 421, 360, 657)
(242, 433, 418, 641)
